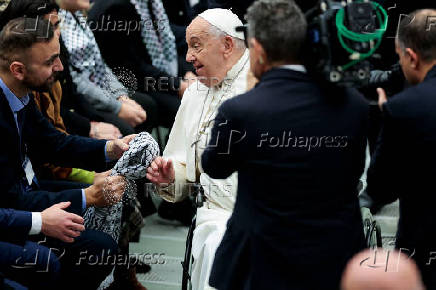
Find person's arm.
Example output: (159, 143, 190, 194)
(56, 0, 90, 11)
(0, 208, 33, 241)
(105, 66, 129, 98)
(89, 3, 182, 94)
(366, 102, 402, 209)
(70, 69, 122, 114)
(201, 99, 244, 179)
(25, 98, 107, 172)
(0, 204, 86, 244)
(146, 94, 192, 201)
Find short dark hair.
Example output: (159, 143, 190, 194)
(245, 0, 307, 63)
(0, 17, 54, 71)
(397, 9, 436, 62)
(0, 0, 59, 32)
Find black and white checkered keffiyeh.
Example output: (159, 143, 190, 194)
(130, 0, 178, 76)
(59, 9, 127, 97)
(84, 132, 160, 243)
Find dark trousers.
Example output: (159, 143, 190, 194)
(147, 91, 181, 129)
(0, 240, 60, 289)
(35, 180, 117, 290)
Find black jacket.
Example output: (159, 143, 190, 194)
(202, 68, 369, 290)
(366, 66, 436, 286)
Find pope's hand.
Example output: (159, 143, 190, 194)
(146, 157, 175, 185)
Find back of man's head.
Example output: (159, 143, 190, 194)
(245, 0, 307, 63)
(397, 9, 436, 63)
(0, 17, 54, 72)
(341, 249, 425, 290)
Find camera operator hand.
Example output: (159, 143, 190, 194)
(377, 88, 388, 110)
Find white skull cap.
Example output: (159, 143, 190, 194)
(198, 8, 244, 40)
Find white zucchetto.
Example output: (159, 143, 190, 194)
(198, 8, 244, 40)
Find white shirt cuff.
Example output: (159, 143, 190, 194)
(29, 212, 42, 235)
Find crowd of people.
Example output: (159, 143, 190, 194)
(0, 0, 436, 289)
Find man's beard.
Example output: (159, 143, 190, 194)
(23, 72, 58, 93)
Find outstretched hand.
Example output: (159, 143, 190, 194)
(377, 88, 388, 111)
(146, 156, 175, 185)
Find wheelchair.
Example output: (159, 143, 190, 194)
(361, 207, 383, 248)
(181, 184, 205, 290)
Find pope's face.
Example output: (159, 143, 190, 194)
(186, 17, 228, 87)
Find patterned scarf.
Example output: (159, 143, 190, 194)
(59, 10, 124, 96)
(130, 0, 178, 76)
(84, 132, 160, 242)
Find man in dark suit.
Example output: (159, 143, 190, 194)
(201, 1, 368, 289)
(366, 9, 436, 289)
(0, 17, 133, 289)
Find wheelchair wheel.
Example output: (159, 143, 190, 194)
(362, 207, 383, 248)
(182, 216, 196, 290)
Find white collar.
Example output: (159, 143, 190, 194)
(279, 64, 307, 73)
(226, 49, 250, 80)
(212, 49, 249, 90)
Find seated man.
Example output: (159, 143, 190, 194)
(0, 204, 84, 289)
(59, 3, 159, 136)
(0, 17, 131, 289)
(0, 0, 123, 141)
(88, 0, 196, 128)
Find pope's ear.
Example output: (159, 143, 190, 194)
(10, 61, 26, 81)
(222, 35, 234, 56)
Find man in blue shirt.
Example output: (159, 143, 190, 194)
(0, 17, 135, 289)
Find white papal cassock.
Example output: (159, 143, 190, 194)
(159, 50, 250, 290)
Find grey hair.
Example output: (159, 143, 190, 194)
(208, 23, 246, 52)
(246, 0, 307, 62)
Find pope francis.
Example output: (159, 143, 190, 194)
(146, 8, 250, 290)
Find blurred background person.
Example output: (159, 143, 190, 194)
(88, 0, 196, 129)
(59, 2, 159, 136)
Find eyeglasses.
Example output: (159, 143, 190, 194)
(235, 24, 249, 47)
